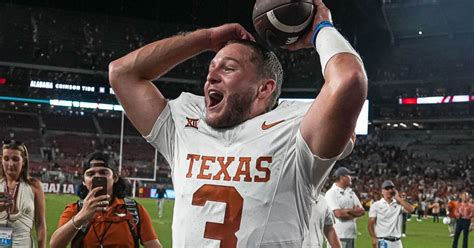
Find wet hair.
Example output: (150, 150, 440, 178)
(226, 40, 283, 111)
(1, 140, 33, 185)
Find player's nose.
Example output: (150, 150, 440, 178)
(206, 68, 221, 84)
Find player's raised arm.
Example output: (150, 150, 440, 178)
(285, 0, 367, 158)
(109, 24, 254, 136)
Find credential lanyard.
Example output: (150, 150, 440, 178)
(3, 180, 19, 224)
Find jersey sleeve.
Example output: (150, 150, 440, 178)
(144, 93, 205, 170)
(324, 191, 340, 211)
(138, 204, 159, 243)
(368, 203, 377, 218)
(143, 103, 176, 167)
(57, 203, 78, 228)
(295, 130, 340, 196)
(338, 138, 354, 160)
(353, 192, 363, 208)
(324, 205, 336, 226)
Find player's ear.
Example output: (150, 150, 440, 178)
(257, 79, 276, 100)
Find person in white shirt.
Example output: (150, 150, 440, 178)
(108, 0, 367, 246)
(303, 194, 342, 248)
(324, 167, 364, 248)
(368, 180, 414, 248)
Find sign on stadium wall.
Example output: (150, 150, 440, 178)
(42, 183, 76, 194)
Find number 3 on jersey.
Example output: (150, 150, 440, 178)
(192, 184, 244, 247)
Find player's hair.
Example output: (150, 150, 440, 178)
(226, 40, 283, 111)
(1, 140, 34, 185)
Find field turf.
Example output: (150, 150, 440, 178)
(44, 194, 472, 247)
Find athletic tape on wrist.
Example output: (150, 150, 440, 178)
(314, 26, 362, 76)
(311, 20, 333, 47)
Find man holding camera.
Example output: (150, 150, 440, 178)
(368, 180, 414, 248)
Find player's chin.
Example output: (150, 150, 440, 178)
(205, 112, 224, 128)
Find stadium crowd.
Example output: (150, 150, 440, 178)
(326, 135, 473, 209)
(0, 1, 472, 247)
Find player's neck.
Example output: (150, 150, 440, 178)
(248, 98, 271, 120)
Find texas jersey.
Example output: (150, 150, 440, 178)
(144, 93, 342, 247)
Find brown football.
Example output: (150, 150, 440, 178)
(252, 0, 315, 47)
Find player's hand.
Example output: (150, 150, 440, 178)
(283, 0, 333, 51)
(371, 237, 378, 248)
(207, 23, 255, 52)
(75, 187, 111, 223)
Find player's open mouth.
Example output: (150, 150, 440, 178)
(208, 90, 224, 109)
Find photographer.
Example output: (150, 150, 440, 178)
(50, 152, 162, 248)
(368, 180, 414, 248)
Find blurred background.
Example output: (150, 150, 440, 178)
(0, 0, 472, 205)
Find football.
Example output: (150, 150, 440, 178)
(252, 0, 315, 47)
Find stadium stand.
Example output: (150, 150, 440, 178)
(0, 0, 471, 202)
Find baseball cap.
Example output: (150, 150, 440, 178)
(82, 151, 115, 174)
(333, 167, 354, 178)
(382, 180, 395, 189)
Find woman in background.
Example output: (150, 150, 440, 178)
(0, 140, 47, 248)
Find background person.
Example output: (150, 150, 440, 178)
(325, 166, 365, 248)
(400, 192, 409, 237)
(0, 140, 46, 248)
(302, 194, 342, 248)
(451, 191, 474, 248)
(50, 151, 162, 248)
(448, 194, 459, 237)
(430, 200, 440, 223)
(368, 180, 414, 248)
(155, 184, 167, 218)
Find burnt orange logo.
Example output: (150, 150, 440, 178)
(185, 117, 199, 129)
(261, 120, 285, 130)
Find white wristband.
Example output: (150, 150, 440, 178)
(315, 27, 362, 77)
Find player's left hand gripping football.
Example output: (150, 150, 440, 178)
(283, 0, 332, 51)
(207, 23, 255, 52)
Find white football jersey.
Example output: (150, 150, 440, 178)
(144, 93, 341, 247)
(302, 194, 335, 248)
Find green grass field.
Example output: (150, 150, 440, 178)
(45, 194, 472, 247)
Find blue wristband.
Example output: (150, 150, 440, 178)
(311, 20, 334, 48)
